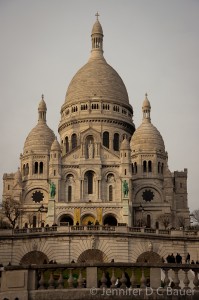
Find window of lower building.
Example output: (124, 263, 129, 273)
(113, 133, 119, 151)
(103, 131, 109, 148)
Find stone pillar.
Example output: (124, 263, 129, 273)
(86, 267, 98, 288)
(1, 269, 29, 300)
(150, 268, 161, 289)
(47, 198, 55, 226)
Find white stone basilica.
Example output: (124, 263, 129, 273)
(2, 15, 190, 230)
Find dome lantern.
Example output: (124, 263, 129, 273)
(91, 12, 103, 51)
(38, 94, 47, 123)
(142, 93, 151, 123)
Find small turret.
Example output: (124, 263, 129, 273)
(38, 94, 47, 123)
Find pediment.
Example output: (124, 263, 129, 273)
(80, 127, 101, 143)
(62, 145, 81, 163)
(101, 146, 120, 162)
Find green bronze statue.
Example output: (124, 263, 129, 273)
(49, 182, 56, 198)
(123, 180, 129, 197)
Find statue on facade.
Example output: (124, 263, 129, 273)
(88, 140, 94, 159)
(49, 182, 56, 198)
(123, 180, 129, 197)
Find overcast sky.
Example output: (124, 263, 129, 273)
(0, 0, 198, 212)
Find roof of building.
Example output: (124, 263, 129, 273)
(23, 97, 55, 153)
(130, 95, 165, 153)
(64, 16, 130, 106)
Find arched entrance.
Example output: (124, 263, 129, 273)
(77, 249, 108, 263)
(103, 214, 117, 226)
(81, 214, 95, 225)
(59, 214, 74, 226)
(137, 251, 162, 263)
(21, 251, 48, 264)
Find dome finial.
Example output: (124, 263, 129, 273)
(90, 12, 104, 60)
(142, 93, 151, 123)
(95, 11, 100, 20)
(38, 95, 47, 123)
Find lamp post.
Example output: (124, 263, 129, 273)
(38, 204, 48, 227)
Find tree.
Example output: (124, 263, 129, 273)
(1, 198, 23, 229)
(157, 214, 172, 229)
(0, 215, 11, 229)
(177, 215, 186, 229)
(191, 210, 199, 224)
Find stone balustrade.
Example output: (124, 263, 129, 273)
(1, 263, 199, 299)
(2, 226, 197, 238)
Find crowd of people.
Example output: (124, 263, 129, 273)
(166, 252, 199, 264)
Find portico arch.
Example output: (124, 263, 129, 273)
(21, 250, 48, 265)
(103, 214, 118, 226)
(77, 249, 108, 262)
(81, 214, 96, 225)
(136, 251, 162, 263)
(59, 214, 74, 225)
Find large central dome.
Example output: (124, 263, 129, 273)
(64, 17, 130, 106)
(65, 59, 129, 105)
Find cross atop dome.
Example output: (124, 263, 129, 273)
(95, 12, 100, 20)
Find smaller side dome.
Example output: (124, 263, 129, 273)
(120, 138, 130, 150)
(23, 96, 55, 153)
(51, 138, 61, 152)
(130, 95, 165, 153)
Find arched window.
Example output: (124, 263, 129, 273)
(33, 216, 37, 228)
(109, 185, 113, 201)
(65, 136, 69, 153)
(34, 162, 38, 174)
(23, 164, 25, 176)
(148, 161, 152, 172)
(132, 163, 134, 174)
(26, 163, 29, 175)
(68, 186, 72, 202)
(71, 133, 77, 150)
(39, 162, 43, 174)
(147, 215, 151, 228)
(134, 162, 137, 174)
(113, 133, 119, 151)
(161, 163, 164, 174)
(103, 131, 109, 148)
(143, 161, 147, 173)
(158, 162, 160, 173)
(87, 171, 93, 194)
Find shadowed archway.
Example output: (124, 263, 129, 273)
(20, 250, 49, 264)
(77, 249, 108, 263)
(103, 214, 117, 226)
(136, 251, 162, 263)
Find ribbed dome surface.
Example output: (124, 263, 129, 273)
(65, 58, 129, 105)
(24, 123, 55, 153)
(130, 122, 165, 152)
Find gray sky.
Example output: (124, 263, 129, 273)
(0, 0, 198, 212)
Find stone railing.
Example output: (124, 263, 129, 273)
(0, 226, 198, 238)
(1, 263, 199, 299)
